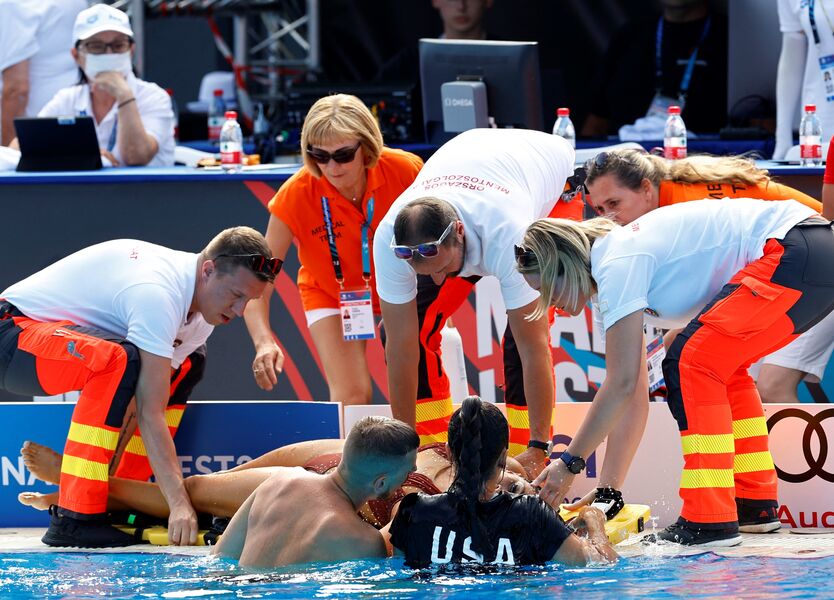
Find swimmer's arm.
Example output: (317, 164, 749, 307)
(213, 491, 255, 559)
(552, 507, 618, 566)
(552, 531, 619, 566)
(379, 522, 394, 557)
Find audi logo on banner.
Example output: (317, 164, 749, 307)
(767, 408, 834, 483)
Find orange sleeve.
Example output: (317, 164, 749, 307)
(267, 168, 316, 235)
(659, 181, 822, 213)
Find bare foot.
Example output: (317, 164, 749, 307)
(18, 491, 57, 511)
(21, 441, 62, 485)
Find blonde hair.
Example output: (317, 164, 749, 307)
(300, 94, 384, 177)
(585, 149, 770, 192)
(518, 218, 618, 319)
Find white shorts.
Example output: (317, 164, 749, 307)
(750, 309, 834, 382)
(305, 307, 340, 328)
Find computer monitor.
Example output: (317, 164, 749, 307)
(419, 39, 544, 145)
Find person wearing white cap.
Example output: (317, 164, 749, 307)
(0, 0, 87, 146)
(13, 3, 175, 167)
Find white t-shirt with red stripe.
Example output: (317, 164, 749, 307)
(592, 198, 817, 332)
(2, 239, 213, 367)
(374, 128, 575, 311)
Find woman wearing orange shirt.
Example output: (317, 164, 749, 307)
(244, 94, 423, 404)
(584, 150, 821, 224)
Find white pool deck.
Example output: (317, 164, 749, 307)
(2, 528, 833, 560)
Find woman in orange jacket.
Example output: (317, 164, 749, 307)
(244, 94, 422, 405)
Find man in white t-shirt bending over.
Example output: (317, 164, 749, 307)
(0, 226, 280, 548)
(373, 128, 575, 479)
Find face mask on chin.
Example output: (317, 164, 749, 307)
(83, 51, 133, 80)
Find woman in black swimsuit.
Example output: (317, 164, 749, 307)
(389, 396, 618, 567)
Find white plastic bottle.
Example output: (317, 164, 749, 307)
(220, 110, 243, 173)
(663, 105, 687, 160)
(440, 321, 468, 403)
(799, 104, 823, 167)
(208, 89, 226, 144)
(552, 107, 576, 148)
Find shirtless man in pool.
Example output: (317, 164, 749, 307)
(214, 416, 419, 567)
(21, 416, 418, 565)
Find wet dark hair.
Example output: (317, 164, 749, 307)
(447, 395, 509, 557)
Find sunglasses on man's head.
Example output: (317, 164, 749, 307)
(306, 142, 361, 165)
(215, 254, 283, 280)
(514, 245, 538, 269)
(391, 221, 456, 260)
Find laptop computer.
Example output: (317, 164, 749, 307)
(14, 116, 102, 172)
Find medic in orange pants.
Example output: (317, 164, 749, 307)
(663, 222, 834, 535)
(0, 306, 206, 515)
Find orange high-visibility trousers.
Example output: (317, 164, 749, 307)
(113, 346, 206, 481)
(0, 303, 139, 519)
(663, 221, 834, 528)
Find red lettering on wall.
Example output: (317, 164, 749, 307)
(779, 505, 796, 528)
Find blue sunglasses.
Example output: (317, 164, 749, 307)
(390, 221, 456, 260)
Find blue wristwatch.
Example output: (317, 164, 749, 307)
(559, 451, 586, 474)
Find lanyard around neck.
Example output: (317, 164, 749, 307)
(809, 0, 834, 45)
(655, 16, 712, 100)
(78, 107, 118, 153)
(320, 195, 375, 288)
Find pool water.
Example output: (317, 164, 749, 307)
(1, 551, 832, 599)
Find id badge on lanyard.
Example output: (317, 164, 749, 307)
(340, 289, 375, 340)
(644, 324, 666, 394)
(321, 195, 377, 341)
